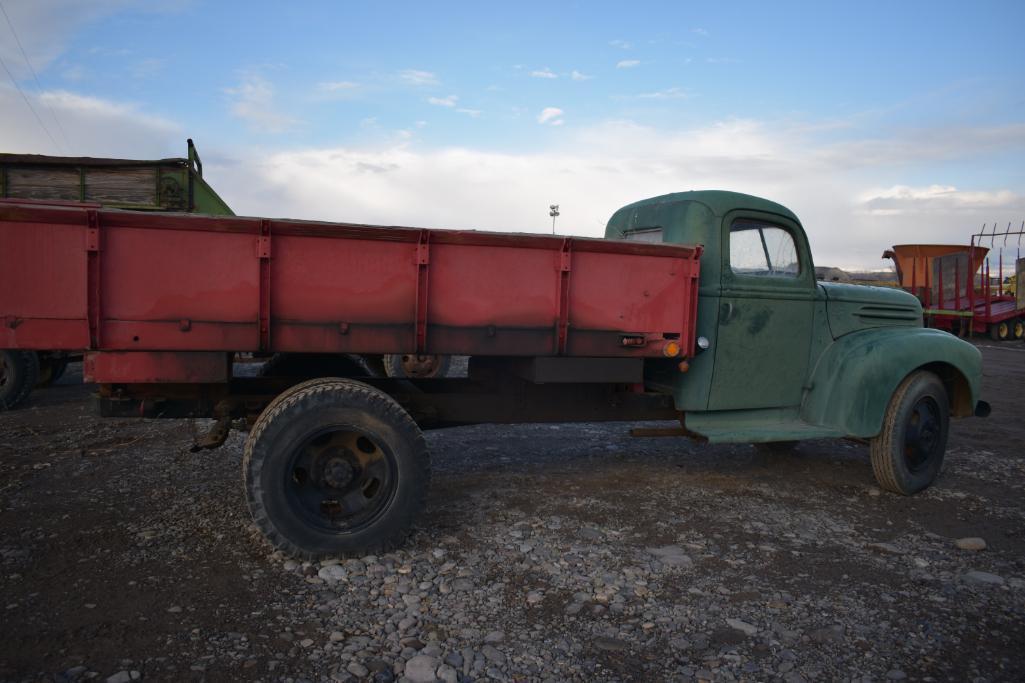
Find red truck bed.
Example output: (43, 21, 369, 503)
(0, 201, 701, 379)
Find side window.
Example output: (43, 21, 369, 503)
(729, 220, 799, 277)
(623, 227, 663, 243)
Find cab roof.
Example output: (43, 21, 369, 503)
(616, 190, 800, 224)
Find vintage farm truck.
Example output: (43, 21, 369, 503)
(0, 190, 989, 558)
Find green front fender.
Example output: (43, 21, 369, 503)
(800, 327, 983, 438)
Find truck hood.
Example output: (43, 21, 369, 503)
(819, 282, 923, 339)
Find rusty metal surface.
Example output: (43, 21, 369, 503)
(84, 351, 229, 384)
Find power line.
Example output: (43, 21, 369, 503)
(0, 1, 71, 153)
(0, 51, 61, 153)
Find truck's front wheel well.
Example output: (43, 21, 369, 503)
(919, 362, 973, 417)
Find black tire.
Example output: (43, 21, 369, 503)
(0, 350, 40, 410)
(259, 353, 370, 379)
(870, 371, 949, 495)
(384, 353, 452, 378)
(243, 378, 430, 559)
(36, 353, 69, 388)
(1012, 318, 1024, 341)
(989, 321, 1010, 341)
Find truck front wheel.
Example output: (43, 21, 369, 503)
(243, 378, 430, 559)
(0, 350, 40, 410)
(870, 371, 949, 495)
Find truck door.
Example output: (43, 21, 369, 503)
(708, 215, 815, 410)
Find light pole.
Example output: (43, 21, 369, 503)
(549, 204, 560, 234)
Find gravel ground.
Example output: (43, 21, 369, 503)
(1, 343, 1023, 682)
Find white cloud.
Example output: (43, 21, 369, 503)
(427, 95, 458, 107)
(0, 84, 179, 156)
(224, 73, 299, 133)
(317, 80, 359, 92)
(537, 107, 564, 125)
(616, 59, 640, 69)
(202, 117, 1025, 272)
(609, 39, 631, 49)
(692, 28, 709, 37)
(399, 69, 438, 86)
(858, 185, 1022, 216)
(570, 70, 593, 81)
(634, 87, 688, 100)
(456, 108, 481, 117)
(706, 57, 739, 64)
(5, 64, 1020, 273)
(530, 68, 558, 79)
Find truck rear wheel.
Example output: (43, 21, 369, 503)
(384, 353, 452, 378)
(870, 371, 949, 495)
(243, 378, 430, 559)
(0, 350, 40, 410)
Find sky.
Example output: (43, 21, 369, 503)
(2, 0, 1024, 271)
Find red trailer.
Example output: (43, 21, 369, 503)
(884, 240, 1025, 341)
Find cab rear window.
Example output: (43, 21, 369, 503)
(622, 227, 663, 243)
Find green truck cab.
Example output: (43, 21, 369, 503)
(608, 190, 988, 495)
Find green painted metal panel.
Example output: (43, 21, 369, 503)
(708, 209, 816, 410)
(800, 326, 982, 437)
(684, 406, 843, 443)
(820, 282, 922, 337)
(606, 192, 817, 412)
(191, 175, 234, 215)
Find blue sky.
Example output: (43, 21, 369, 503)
(2, 0, 1024, 269)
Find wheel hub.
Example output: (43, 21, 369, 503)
(401, 354, 438, 377)
(904, 396, 941, 472)
(285, 428, 396, 533)
(322, 454, 356, 488)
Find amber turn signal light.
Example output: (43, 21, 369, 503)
(662, 340, 681, 357)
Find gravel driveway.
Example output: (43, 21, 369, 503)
(1, 343, 1023, 682)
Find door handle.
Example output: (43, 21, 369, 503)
(721, 302, 734, 322)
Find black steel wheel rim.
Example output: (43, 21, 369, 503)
(284, 426, 397, 533)
(903, 396, 942, 473)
